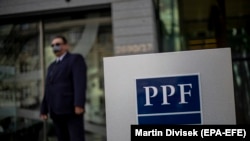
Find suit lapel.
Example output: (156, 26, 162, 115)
(49, 61, 60, 82)
(50, 52, 71, 81)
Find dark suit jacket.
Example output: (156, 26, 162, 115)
(40, 52, 87, 115)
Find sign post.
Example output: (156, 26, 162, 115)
(103, 48, 236, 141)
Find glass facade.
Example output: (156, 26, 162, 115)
(156, 0, 181, 52)
(0, 22, 44, 140)
(0, 9, 112, 140)
(0, 23, 41, 109)
(156, 0, 250, 123)
(0, 0, 249, 140)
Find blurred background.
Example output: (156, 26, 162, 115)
(0, 0, 249, 140)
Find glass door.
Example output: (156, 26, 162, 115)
(0, 22, 44, 140)
(0, 9, 112, 141)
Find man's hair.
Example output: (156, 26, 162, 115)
(53, 35, 68, 44)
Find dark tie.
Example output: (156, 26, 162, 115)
(49, 60, 60, 82)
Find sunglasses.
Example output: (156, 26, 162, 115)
(51, 43, 64, 47)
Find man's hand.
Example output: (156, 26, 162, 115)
(40, 114, 48, 120)
(75, 106, 85, 115)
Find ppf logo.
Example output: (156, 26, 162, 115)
(136, 74, 202, 125)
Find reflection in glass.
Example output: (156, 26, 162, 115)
(157, 0, 181, 52)
(0, 23, 41, 109)
(0, 22, 43, 140)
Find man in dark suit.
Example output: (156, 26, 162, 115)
(40, 35, 87, 141)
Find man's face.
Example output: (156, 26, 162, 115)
(51, 38, 67, 56)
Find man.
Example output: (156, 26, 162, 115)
(40, 35, 87, 141)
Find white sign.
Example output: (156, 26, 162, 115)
(103, 48, 236, 141)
